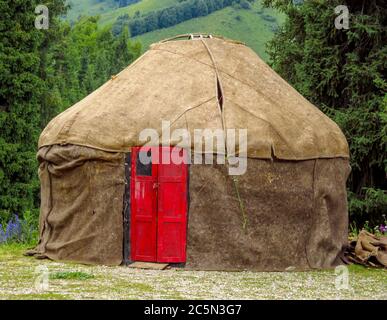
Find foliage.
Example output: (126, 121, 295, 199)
(349, 214, 387, 238)
(263, 0, 386, 228)
(64, 0, 141, 23)
(40, 16, 141, 126)
(239, 0, 253, 10)
(125, 0, 243, 37)
(114, 0, 140, 8)
(0, 0, 46, 223)
(0, 211, 39, 244)
(20, 210, 39, 243)
(0, 1, 141, 238)
(132, 1, 284, 59)
(348, 188, 387, 228)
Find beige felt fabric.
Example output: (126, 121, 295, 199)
(186, 157, 351, 271)
(28, 145, 125, 265)
(31, 37, 351, 269)
(38, 37, 349, 160)
(30, 145, 351, 269)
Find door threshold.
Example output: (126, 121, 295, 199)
(128, 262, 170, 270)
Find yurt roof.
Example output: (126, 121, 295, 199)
(39, 34, 349, 160)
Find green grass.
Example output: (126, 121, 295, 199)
(65, 0, 118, 22)
(65, 1, 284, 60)
(0, 243, 32, 258)
(50, 271, 95, 280)
(0, 243, 386, 300)
(132, 2, 284, 61)
(65, 0, 180, 24)
(97, 0, 181, 26)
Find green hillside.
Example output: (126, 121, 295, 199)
(65, 0, 284, 60)
(98, 0, 181, 26)
(66, 0, 181, 24)
(134, 2, 284, 61)
(65, 0, 118, 22)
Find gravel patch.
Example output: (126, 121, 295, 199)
(0, 247, 386, 300)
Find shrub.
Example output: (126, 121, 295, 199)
(264, 0, 386, 229)
(261, 14, 276, 23)
(4, 215, 22, 242)
(239, 0, 252, 10)
(0, 211, 39, 245)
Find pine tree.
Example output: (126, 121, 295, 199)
(195, 0, 209, 17)
(112, 28, 140, 74)
(263, 0, 387, 227)
(0, 2, 141, 226)
(0, 0, 45, 221)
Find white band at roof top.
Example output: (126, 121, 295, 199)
(189, 34, 213, 40)
(159, 33, 216, 43)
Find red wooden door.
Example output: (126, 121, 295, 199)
(130, 147, 158, 262)
(130, 146, 188, 263)
(157, 147, 188, 263)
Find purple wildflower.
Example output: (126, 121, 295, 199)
(5, 215, 22, 242)
(379, 225, 387, 234)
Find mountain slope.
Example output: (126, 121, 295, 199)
(134, 2, 284, 61)
(65, 0, 117, 22)
(98, 0, 182, 26)
(66, 0, 181, 25)
(65, 0, 283, 60)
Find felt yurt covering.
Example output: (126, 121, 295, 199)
(29, 35, 351, 270)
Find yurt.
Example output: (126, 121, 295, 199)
(28, 35, 351, 271)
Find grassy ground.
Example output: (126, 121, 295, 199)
(134, 2, 284, 60)
(65, 0, 181, 25)
(97, 0, 180, 26)
(65, 1, 283, 61)
(0, 244, 386, 300)
(65, 0, 118, 22)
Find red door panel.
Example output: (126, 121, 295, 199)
(130, 146, 188, 263)
(130, 147, 158, 262)
(157, 147, 188, 263)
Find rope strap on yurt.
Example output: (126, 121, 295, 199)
(232, 176, 249, 232)
(198, 38, 249, 232)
